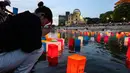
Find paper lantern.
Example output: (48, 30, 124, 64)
(78, 36, 83, 46)
(66, 54, 86, 73)
(68, 38, 75, 52)
(124, 37, 129, 46)
(42, 42, 46, 53)
(83, 32, 88, 36)
(80, 32, 83, 36)
(83, 36, 89, 45)
(90, 37, 95, 42)
(46, 41, 61, 56)
(126, 47, 130, 60)
(75, 39, 81, 52)
(56, 38, 65, 53)
(104, 36, 109, 44)
(96, 34, 101, 43)
(126, 58, 130, 69)
(57, 33, 61, 38)
(42, 37, 46, 40)
(48, 44, 58, 66)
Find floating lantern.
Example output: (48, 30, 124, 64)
(66, 54, 86, 73)
(83, 36, 89, 45)
(104, 36, 109, 44)
(56, 38, 65, 53)
(74, 39, 81, 52)
(126, 58, 130, 69)
(78, 36, 83, 46)
(46, 41, 61, 56)
(90, 37, 95, 42)
(68, 38, 75, 52)
(42, 42, 46, 53)
(83, 32, 88, 36)
(124, 37, 129, 46)
(80, 32, 83, 36)
(48, 44, 58, 66)
(57, 33, 61, 38)
(42, 37, 46, 40)
(96, 34, 101, 43)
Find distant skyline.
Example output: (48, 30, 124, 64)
(7, 0, 118, 25)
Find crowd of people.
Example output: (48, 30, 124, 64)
(0, 0, 53, 73)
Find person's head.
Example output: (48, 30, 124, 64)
(38, 1, 44, 8)
(0, 0, 10, 10)
(35, 6, 53, 36)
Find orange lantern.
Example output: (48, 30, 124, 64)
(48, 44, 58, 66)
(66, 54, 86, 73)
(68, 38, 75, 52)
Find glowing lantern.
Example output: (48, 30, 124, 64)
(56, 38, 65, 53)
(83, 36, 89, 45)
(104, 36, 109, 44)
(96, 33, 101, 43)
(68, 38, 75, 52)
(46, 41, 61, 56)
(74, 39, 81, 52)
(126, 58, 130, 69)
(90, 37, 95, 42)
(111, 32, 114, 37)
(57, 33, 61, 38)
(78, 36, 83, 46)
(42, 37, 46, 40)
(126, 47, 130, 61)
(83, 32, 88, 36)
(48, 44, 58, 66)
(66, 54, 86, 73)
(124, 37, 129, 46)
(80, 32, 83, 36)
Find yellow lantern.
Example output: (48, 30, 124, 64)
(66, 54, 86, 73)
(78, 36, 83, 46)
(57, 33, 61, 38)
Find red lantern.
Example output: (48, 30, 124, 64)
(80, 32, 83, 36)
(104, 36, 109, 44)
(126, 47, 130, 60)
(68, 38, 75, 52)
(128, 38, 130, 47)
(126, 58, 130, 69)
(96, 33, 101, 43)
(111, 32, 114, 37)
(66, 54, 86, 73)
(83, 32, 88, 36)
(48, 44, 58, 66)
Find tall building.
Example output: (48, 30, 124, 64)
(115, 0, 130, 5)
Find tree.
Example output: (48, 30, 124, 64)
(100, 11, 113, 23)
(113, 3, 130, 22)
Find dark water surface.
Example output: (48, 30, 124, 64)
(33, 42, 130, 73)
